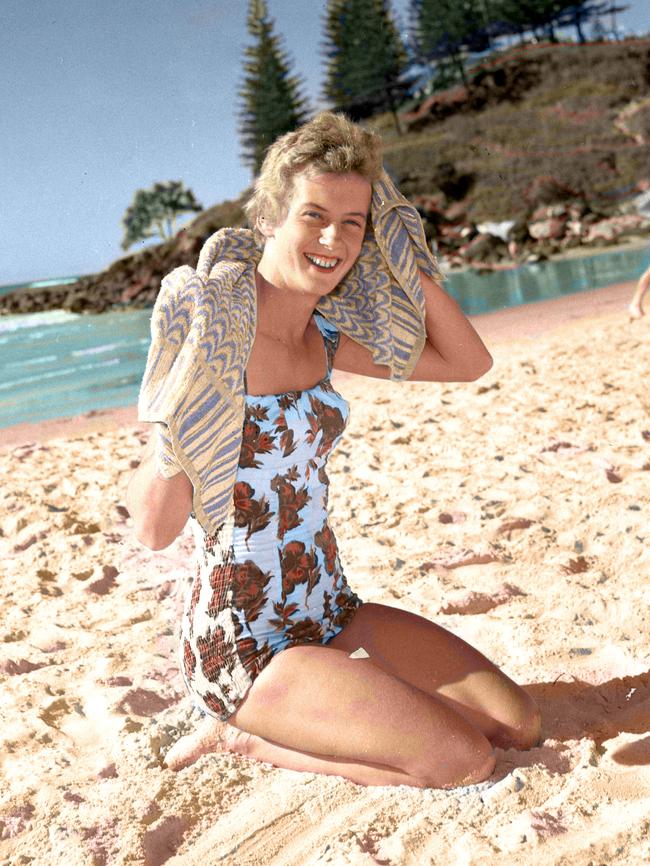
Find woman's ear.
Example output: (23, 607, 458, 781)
(257, 215, 275, 239)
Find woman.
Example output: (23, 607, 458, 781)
(127, 112, 540, 789)
(629, 262, 649, 319)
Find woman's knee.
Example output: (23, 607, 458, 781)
(512, 699, 542, 750)
(498, 691, 542, 750)
(413, 729, 496, 789)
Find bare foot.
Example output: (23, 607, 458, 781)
(628, 303, 644, 319)
(163, 716, 233, 771)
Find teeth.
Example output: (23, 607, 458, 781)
(306, 254, 338, 269)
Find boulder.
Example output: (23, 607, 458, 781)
(530, 203, 569, 222)
(584, 221, 619, 244)
(583, 214, 649, 245)
(476, 220, 516, 242)
(528, 217, 567, 240)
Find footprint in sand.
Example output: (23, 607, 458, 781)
(0, 802, 35, 839)
(1, 657, 47, 675)
(440, 582, 526, 615)
(141, 815, 191, 866)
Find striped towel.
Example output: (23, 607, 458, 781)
(138, 170, 442, 534)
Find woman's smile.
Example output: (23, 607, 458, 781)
(304, 252, 340, 271)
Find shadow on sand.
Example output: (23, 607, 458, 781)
(525, 669, 650, 765)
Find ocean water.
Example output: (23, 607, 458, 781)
(0, 244, 648, 429)
(0, 309, 151, 427)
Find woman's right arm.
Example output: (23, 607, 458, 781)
(125, 430, 194, 550)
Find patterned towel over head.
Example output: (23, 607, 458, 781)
(137, 169, 442, 534)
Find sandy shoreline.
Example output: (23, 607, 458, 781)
(1, 282, 649, 865)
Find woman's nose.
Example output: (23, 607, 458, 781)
(319, 222, 339, 246)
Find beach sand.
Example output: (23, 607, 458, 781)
(1, 280, 649, 865)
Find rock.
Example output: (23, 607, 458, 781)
(460, 232, 508, 264)
(583, 220, 620, 244)
(476, 220, 516, 242)
(528, 217, 567, 240)
(583, 214, 648, 244)
(631, 188, 650, 217)
(565, 219, 584, 238)
(567, 200, 590, 219)
(0, 196, 248, 316)
(530, 204, 568, 222)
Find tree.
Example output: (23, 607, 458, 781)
(239, 0, 309, 175)
(323, 0, 408, 129)
(410, 0, 487, 89)
(493, 0, 627, 44)
(492, 0, 568, 42)
(121, 181, 203, 250)
(554, 1, 627, 43)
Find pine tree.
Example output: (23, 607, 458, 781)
(323, 0, 407, 128)
(493, 0, 625, 44)
(554, 1, 622, 43)
(239, 0, 309, 175)
(410, 0, 486, 89)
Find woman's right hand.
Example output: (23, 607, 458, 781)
(125, 426, 194, 550)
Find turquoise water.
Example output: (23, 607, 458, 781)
(1, 245, 648, 428)
(448, 244, 649, 314)
(0, 309, 151, 427)
(0, 276, 82, 296)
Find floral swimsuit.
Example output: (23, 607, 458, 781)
(179, 313, 363, 721)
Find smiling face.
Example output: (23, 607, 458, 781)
(257, 171, 372, 296)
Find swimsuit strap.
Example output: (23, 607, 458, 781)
(313, 312, 340, 374)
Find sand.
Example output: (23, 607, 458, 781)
(1, 281, 649, 866)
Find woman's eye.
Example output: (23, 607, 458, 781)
(305, 211, 321, 219)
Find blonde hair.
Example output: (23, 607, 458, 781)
(244, 112, 383, 244)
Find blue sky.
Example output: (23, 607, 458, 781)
(2, 0, 648, 285)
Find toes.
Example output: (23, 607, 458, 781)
(162, 738, 200, 772)
(162, 719, 227, 771)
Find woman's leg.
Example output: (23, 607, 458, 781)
(166, 642, 495, 788)
(629, 264, 650, 318)
(327, 602, 541, 750)
(164, 716, 434, 785)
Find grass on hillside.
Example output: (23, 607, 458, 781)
(375, 39, 650, 221)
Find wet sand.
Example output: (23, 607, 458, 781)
(1, 279, 649, 865)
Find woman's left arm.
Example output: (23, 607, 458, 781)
(333, 270, 493, 383)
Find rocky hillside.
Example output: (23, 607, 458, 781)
(3, 38, 649, 316)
